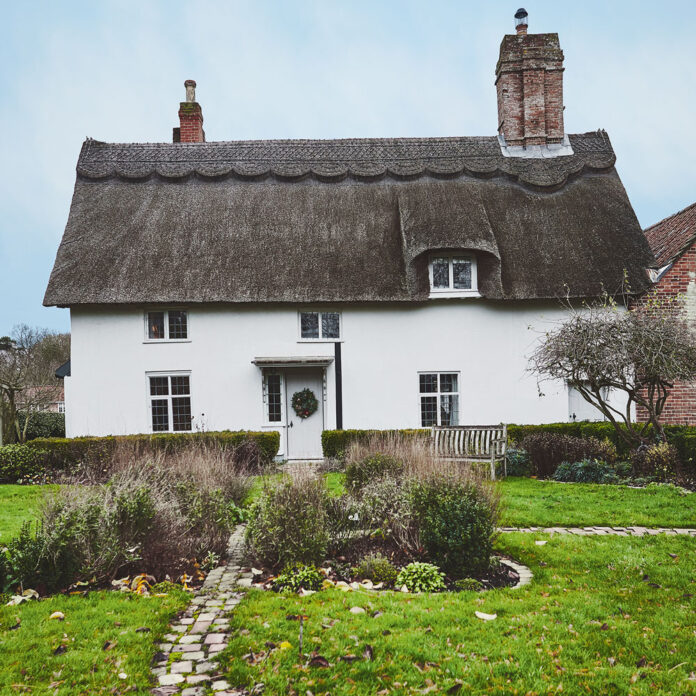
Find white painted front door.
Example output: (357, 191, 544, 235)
(285, 368, 324, 460)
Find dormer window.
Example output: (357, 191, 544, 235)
(429, 254, 478, 297)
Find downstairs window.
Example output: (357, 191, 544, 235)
(148, 373, 192, 432)
(419, 372, 460, 426)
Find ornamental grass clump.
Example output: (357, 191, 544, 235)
(245, 474, 331, 569)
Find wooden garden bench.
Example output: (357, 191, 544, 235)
(431, 424, 508, 480)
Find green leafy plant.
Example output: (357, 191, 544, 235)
(503, 447, 532, 477)
(553, 459, 619, 484)
(245, 477, 330, 568)
(454, 577, 483, 592)
(272, 562, 323, 593)
(520, 433, 617, 479)
(0, 445, 48, 483)
(410, 476, 499, 578)
(395, 562, 446, 593)
(353, 553, 398, 587)
(631, 442, 682, 482)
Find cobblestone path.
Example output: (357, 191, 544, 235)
(499, 526, 696, 536)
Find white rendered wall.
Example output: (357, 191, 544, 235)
(67, 301, 622, 450)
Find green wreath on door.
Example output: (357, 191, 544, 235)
(291, 388, 318, 418)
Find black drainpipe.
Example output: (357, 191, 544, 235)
(335, 342, 343, 429)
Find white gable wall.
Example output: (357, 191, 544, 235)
(67, 301, 622, 454)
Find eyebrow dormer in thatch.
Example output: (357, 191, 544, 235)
(44, 131, 654, 308)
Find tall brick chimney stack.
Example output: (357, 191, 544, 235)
(495, 9, 568, 153)
(173, 80, 205, 143)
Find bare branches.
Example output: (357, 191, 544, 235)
(529, 298, 696, 447)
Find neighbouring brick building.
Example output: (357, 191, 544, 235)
(638, 202, 696, 424)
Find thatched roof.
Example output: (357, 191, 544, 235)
(644, 201, 696, 267)
(44, 131, 655, 306)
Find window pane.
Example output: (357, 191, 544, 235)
(421, 396, 438, 426)
(168, 311, 188, 339)
(300, 312, 320, 338)
(148, 312, 165, 339)
(419, 373, 438, 393)
(452, 259, 472, 289)
(171, 375, 190, 395)
(439, 373, 458, 393)
(321, 312, 340, 339)
(151, 399, 169, 431)
(267, 374, 282, 422)
(432, 259, 450, 289)
(149, 376, 169, 396)
(172, 397, 192, 431)
(440, 395, 459, 426)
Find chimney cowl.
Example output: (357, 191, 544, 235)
(514, 8, 528, 34)
(174, 79, 205, 143)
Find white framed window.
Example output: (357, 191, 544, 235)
(57, 401, 65, 414)
(298, 311, 341, 341)
(428, 254, 478, 296)
(419, 372, 460, 426)
(145, 310, 189, 341)
(148, 372, 192, 432)
(263, 371, 284, 424)
(568, 383, 608, 422)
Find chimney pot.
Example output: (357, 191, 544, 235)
(514, 8, 528, 35)
(184, 79, 197, 102)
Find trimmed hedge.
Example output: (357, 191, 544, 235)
(0, 444, 48, 483)
(321, 429, 430, 459)
(17, 411, 66, 440)
(22, 430, 280, 469)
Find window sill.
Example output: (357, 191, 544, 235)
(428, 290, 481, 299)
(297, 339, 343, 344)
(143, 339, 192, 344)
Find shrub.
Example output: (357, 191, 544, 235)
(345, 453, 403, 493)
(454, 577, 483, 592)
(520, 433, 618, 478)
(23, 430, 280, 472)
(552, 459, 619, 484)
(321, 429, 429, 459)
(0, 444, 48, 483)
(502, 447, 531, 477)
(410, 475, 499, 578)
(631, 442, 682, 482)
(395, 562, 446, 593)
(272, 562, 324, 593)
(16, 411, 66, 440)
(353, 553, 398, 587)
(245, 476, 330, 569)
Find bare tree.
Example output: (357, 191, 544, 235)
(529, 297, 696, 447)
(0, 325, 70, 443)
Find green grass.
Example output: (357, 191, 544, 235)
(0, 484, 58, 543)
(220, 535, 696, 695)
(0, 588, 189, 695)
(499, 477, 696, 528)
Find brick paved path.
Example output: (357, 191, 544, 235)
(499, 526, 696, 536)
(151, 526, 247, 696)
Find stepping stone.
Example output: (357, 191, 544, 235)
(212, 681, 231, 692)
(158, 674, 185, 686)
(196, 661, 215, 673)
(182, 687, 206, 696)
(180, 644, 203, 652)
(204, 633, 227, 644)
(180, 635, 201, 645)
(171, 660, 193, 674)
(186, 651, 206, 661)
(187, 674, 212, 684)
(208, 643, 227, 653)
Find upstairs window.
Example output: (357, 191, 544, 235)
(419, 372, 460, 426)
(149, 373, 192, 432)
(429, 255, 477, 296)
(299, 311, 341, 340)
(146, 310, 188, 341)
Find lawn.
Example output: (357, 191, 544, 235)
(499, 477, 696, 528)
(0, 484, 58, 542)
(0, 588, 189, 695)
(220, 534, 696, 695)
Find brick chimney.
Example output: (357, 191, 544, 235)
(495, 9, 567, 151)
(173, 79, 205, 143)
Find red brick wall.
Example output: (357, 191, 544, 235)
(178, 103, 205, 143)
(633, 246, 696, 424)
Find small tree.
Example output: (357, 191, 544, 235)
(529, 297, 696, 447)
(0, 325, 70, 443)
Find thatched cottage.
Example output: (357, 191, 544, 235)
(45, 11, 654, 459)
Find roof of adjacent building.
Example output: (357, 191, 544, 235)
(643, 201, 696, 267)
(44, 130, 655, 306)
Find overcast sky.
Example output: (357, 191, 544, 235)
(2, 0, 695, 335)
